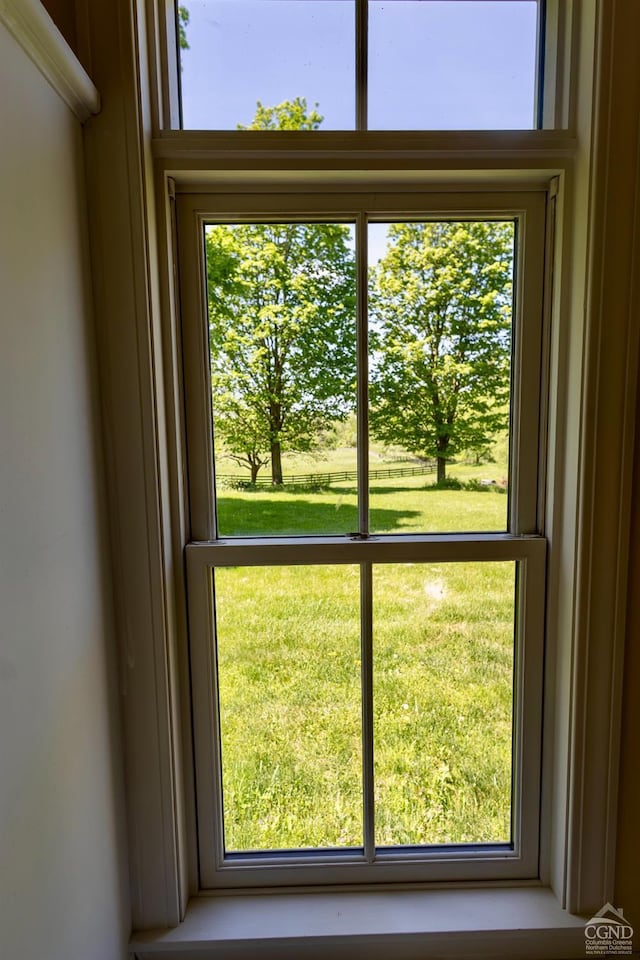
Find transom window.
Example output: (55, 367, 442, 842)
(177, 189, 548, 888)
(176, 0, 543, 130)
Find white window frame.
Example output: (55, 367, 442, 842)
(187, 539, 547, 889)
(177, 189, 549, 888)
(79, 0, 640, 952)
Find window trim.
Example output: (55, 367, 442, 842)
(157, 142, 596, 916)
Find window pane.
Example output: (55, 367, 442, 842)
(373, 561, 516, 845)
(179, 0, 355, 130)
(368, 1, 538, 130)
(368, 220, 514, 534)
(214, 565, 362, 852)
(205, 222, 357, 536)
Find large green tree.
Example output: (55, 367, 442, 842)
(206, 102, 356, 485)
(369, 221, 514, 483)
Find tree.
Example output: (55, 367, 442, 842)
(206, 102, 356, 485)
(369, 221, 514, 483)
(177, 5, 189, 50)
(237, 96, 322, 131)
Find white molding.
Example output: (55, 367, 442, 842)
(0, 0, 99, 121)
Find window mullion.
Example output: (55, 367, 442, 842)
(356, 0, 368, 131)
(356, 213, 370, 535)
(360, 561, 375, 861)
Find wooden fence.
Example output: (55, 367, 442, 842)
(217, 462, 436, 489)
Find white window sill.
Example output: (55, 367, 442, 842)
(129, 886, 587, 959)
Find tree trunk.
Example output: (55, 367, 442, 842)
(271, 441, 283, 485)
(250, 461, 259, 484)
(436, 435, 449, 483)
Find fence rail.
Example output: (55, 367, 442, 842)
(217, 462, 436, 489)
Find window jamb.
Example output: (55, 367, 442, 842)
(539, 0, 575, 131)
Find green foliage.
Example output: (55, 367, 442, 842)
(237, 96, 323, 131)
(207, 103, 356, 484)
(370, 221, 514, 481)
(462, 477, 507, 493)
(177, 5, 189, 50)
(425, 476, 507, 494)
(326, 413, 358, 449)
(427, 476, 465, 491)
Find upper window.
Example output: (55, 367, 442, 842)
(176, 0, 542, 130)
(204, 216, 515, 538)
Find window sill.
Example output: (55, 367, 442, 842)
(129, 886, 587, 959)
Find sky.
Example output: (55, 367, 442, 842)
(178, 0, 539, 131)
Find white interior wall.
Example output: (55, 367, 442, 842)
(0, 20, 129, 960)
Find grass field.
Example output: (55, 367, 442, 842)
(215, 441, 509, 537)
(211, 440, 515, 854)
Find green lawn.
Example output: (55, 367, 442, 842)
(212, 448, 515, 854)
(217, 470, 508, 538)
(215, 437, 508, 537)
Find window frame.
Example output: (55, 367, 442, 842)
(151, 0, 574, 134)
(176, 188, 549, 888)
(186, 539, 546, 888)
(177, 190, 547, 541)
(174, 0, 546, 133)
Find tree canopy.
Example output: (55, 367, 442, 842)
(206, 101, 356, 484)
(237, 97, 322, 131)
(369, 221, 514, 482)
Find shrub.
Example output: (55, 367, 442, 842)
(425, 477, 507, 494)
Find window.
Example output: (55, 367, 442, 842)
(176, 0, 543, 130)
(177, 189, 549, 887)
(82, 0, 638, 947)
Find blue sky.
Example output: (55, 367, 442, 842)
(179, 0, 538, 130)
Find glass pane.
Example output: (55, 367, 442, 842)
(368, 220, 514, 534)
(373, 561, 516, 845)
(206, 222, 357, 536)
(369, 1, 539, 130)
(179, 0, 355, 130)
(214, 565, 362, 852)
